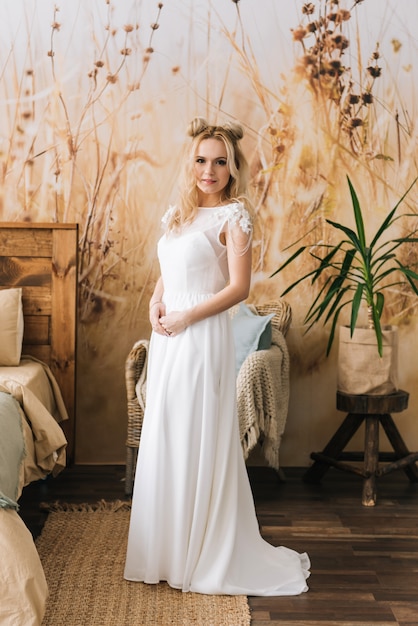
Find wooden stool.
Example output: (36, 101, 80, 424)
(303, 390, 418, 506)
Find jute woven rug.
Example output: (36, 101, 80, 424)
(36, 500, 251, 626)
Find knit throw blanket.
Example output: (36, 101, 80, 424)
(237, 328, 289, 470)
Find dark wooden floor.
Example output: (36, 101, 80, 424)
(19, 465, 418, 626)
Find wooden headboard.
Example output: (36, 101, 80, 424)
(0, 223, 78, 461)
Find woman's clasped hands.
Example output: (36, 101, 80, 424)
(149, 302, 188, 338)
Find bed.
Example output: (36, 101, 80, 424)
(0, 223, 78, 626)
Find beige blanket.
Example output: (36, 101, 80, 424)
(237, 328, 289, 470)
(0, 358, 68, 626)
(0, 357, 68, 496)
(0, 509, 47, 626)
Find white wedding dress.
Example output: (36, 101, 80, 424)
(124, 203, 310, 595)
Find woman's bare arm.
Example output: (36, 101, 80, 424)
(149, 277, 167, 335)
(159, 227, 251, 336)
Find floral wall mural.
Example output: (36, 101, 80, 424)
(1, 0, 417, 464)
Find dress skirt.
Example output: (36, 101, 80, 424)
(124, 292, 310, 596)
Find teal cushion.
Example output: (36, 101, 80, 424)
(231, 303, 275, 375)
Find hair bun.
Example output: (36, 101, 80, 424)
(187, 117, 244, 141)
(187, 117, 209, 137)
(223, 122, 244, 141)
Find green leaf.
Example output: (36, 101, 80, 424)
(324, 287, 351, 323)
(351, 284, 364, 330)
(398, 264, 418, 281)
(326, 303, 346, 356)
(398, 265, 418, 295)
(306, 275, 347, 322)
(375, 292, 384, 318)
(391, 175, 418, 213)
(347, 176, 366, 248)
(369, 206, 398, 249)
(340, 247, 356, 276)
(326, 218, 362, 252)
(372, 308, 383, 357)
(269, 246, 306, 278)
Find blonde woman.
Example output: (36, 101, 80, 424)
(124, 118, 310, 595)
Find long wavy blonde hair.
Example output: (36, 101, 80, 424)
(166, 117, 254, 231)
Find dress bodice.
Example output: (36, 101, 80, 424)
(158, 203, 252, 298)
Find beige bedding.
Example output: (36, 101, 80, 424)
(0, 357, 68, 625)
(0, 509, 48, 626)
(0, 357, 68, 496)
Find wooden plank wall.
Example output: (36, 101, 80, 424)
(0, 223, 78, 461)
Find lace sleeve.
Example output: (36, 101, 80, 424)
(161, 205, 176, 229)
(216, 203, 253, 256)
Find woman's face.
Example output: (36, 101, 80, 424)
(194, 138, 231, 205)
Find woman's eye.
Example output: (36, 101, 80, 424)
(216, 159, 227, 166)
(196, 157, 205, 164)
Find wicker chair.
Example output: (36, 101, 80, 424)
(124, 300, 292, 495)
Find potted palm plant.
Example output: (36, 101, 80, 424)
(271, 175, 418, 394)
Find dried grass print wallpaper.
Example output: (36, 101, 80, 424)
(1, 0, 417, 464)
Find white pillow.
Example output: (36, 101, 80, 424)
(0, 288, 24, 366)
